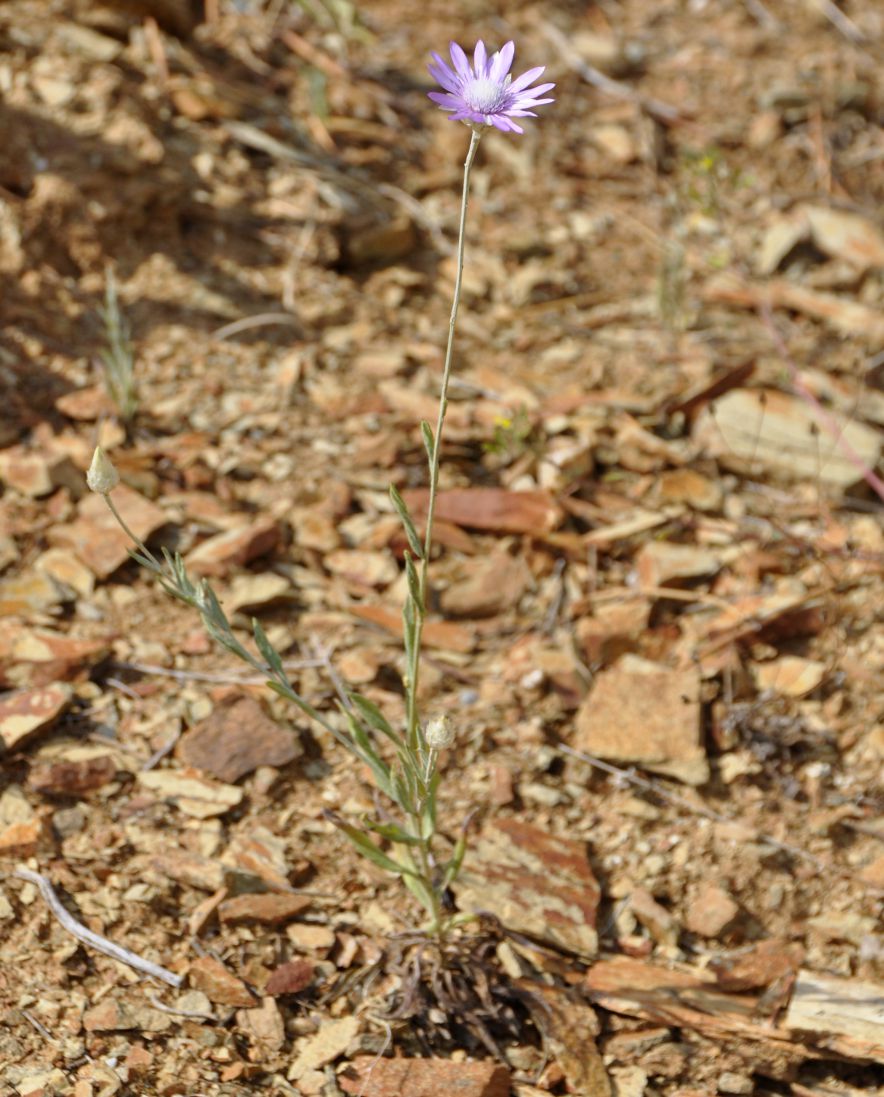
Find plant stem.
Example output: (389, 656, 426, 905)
(406, 126, 482, 752)
(104, 494, 158, 566)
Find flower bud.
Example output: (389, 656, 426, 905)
(86, 446, 120, 495)
(424, 714, 454, 750)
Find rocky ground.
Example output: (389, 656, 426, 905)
(0, 1, 882, 1096)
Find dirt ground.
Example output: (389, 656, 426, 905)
(0, 1, 882, 1095)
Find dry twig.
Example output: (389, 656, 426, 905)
(13, 867, 183, 988)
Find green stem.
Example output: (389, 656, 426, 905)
(406, 126, 482, 752)
(104, 493, 160, 567)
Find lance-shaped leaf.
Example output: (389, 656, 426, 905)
(389, 484, 423, 560)
(404, 553, 424, 617)
(349, 692, 402, 747)
(252, 618, 286, 678)
(325, 812, 417, 878)
(364, 819, 424, 846)
(440, 811, 474, 891)
(345, 711, 394, 799)
(420, 420, 435, 464)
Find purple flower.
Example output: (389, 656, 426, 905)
(428, 40, 554, 134)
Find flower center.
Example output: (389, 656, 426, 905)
(465, 76, 506, 113)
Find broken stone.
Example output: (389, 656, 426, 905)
(325, 549, 398, 589)
(402, 487, 562, 534)
(452, 818, 600, 958)
(574, 655, 708, 785)
(694, 388, 882, 491)
(0, 814, 52, 856)
(33, 548, 95, 597)
(188, 956, 256, 1007)
(185, 517, 279, 577)
(685, 884, 740, 938)
(4, 628, 110, 688)
(83, 997, 170, 1033)
(221, 826, 293, 891)
(709, 938, 804, 991)
(0, 571, 74, 617)
(441, 552, 533, 617)
(804, 205, 884, 272)
(0, 683, 73, 751)
(656, 467, 723, 512)
(0, 447, 82, 498)
(218, 892, 311, 926)
(225, 572, 294, 616)
(635, 541, 722, 589)
(28, 754, 117, 796)
(754, 655, 826, 697)
(265, 959, 315, 996)
(350, 603, 474, 652)
(236, 996, 285, 1057)
(340, 1058, 510, 1097)
(137, 767, 243, 818)
(152, 850, 226, 892)
(288, 1015, 359, 1081)
(177, 693, 301, 783)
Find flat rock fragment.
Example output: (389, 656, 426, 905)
(0, 571, 73, 617)
(635, 541, 722, 588)
(218, 892, 310, 926)
(709, 938, 805, 991)
(28, 754, 117, 796)
(440, 551, 533, 617)
(340, 1057, 510, 1097)
(685, 884, 740, 938)
(225, 572, 293, 615)
(0, 683, 73, 751)
(694, 388, 882, 490)
(137, 767, 243, 818)
(185, 516, 279, 577)
(189, 956, 256, 1007)
(3, 627, 110, 688)
(754, 655, 826, 697)
(402, 487, 562, 534)
(452, 818, 600, 958)
(288, 1015, 359, 1081)
(177, 693, 301, 782)
(574, 655, 708, 785)
(236, 996, 286, 1056)
(265, 959, 315, 996)
(785, 969, 884, 1060)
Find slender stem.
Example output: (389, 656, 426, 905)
(104, 494, 160, 566)
(406, 126, 482, 752)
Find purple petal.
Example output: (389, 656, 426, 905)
(429, 63, 461, 93)
(512, 96, 555, 108)
(428, 91, 462, 108)
(473, 40, 488, 76)
(507, 66, 546, 95)
(449, 41, 471, 78)
(505, 109, 538, 117)
(489, 40, 515, 83)
(514, 81, 555, 98)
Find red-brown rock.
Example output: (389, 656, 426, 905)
(341, 1058, 510, 1097)
(264, 959, 315, 996)
(177, 693, 301, 783)
(188, 956, 256, 1007)
(218, 892, 311, 926)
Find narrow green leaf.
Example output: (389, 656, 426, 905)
(349, 693, 402, 747)
(327, 814, 415, 877)
(404, 553, 424, 617)
(441, 830, 469, 891)
(402, 871, 438, 918)
(420, 420, 435, 463)
(364, 820, 423, 846)
(345, 712, 393, 798)
(252, 618, 285, 677)
(389, 484, 423, 560)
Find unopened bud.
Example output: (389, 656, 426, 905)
(86, 446, 120, 495)
(425, 714, 455, 750)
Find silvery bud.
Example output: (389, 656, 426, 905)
(424, 715, 455, 750)
(86, 446, 120, 495)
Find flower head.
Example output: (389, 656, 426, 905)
(428, 40, 554, 134)
(86, 445, 120, 495)
(424, 714, 455, 750)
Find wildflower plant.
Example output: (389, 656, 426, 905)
(90, 39, 553, 937)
